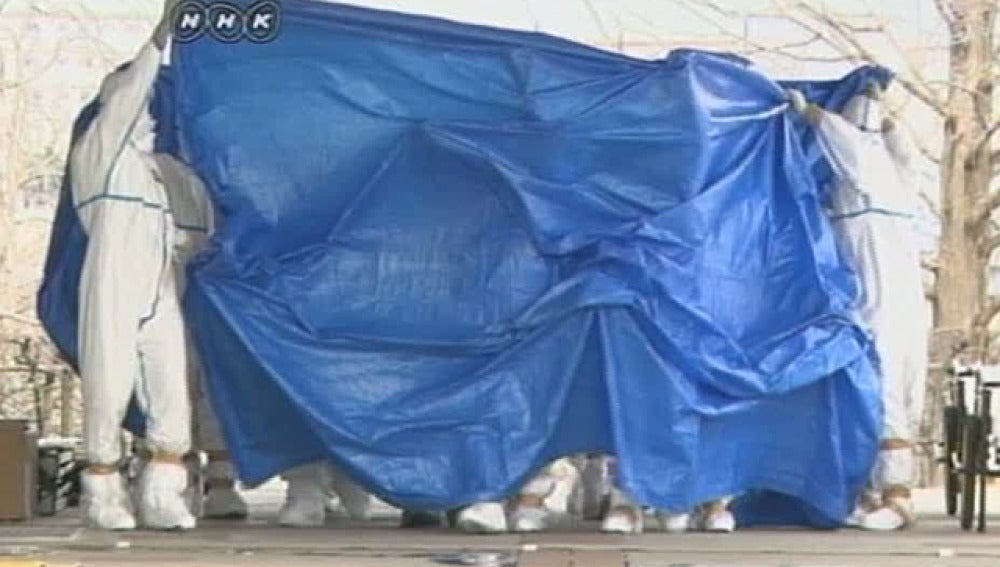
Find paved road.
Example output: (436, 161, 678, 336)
(3, 486, 1000, 566)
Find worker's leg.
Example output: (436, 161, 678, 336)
(193, 360, 249, 520)
(279, 462, 329, 527)
(80, 350, 139, 532)
(79, 202, 162, 531)
(600, 459, 643, 534)
(135, 268, 196, 530)
(327, 464, 372, 521)
(201, 441, 249, 520)
(577, 454, 610, 521)
(862, 336, 922, 531)
(860, 220, 925, 531)
(511, 458, 580, 532)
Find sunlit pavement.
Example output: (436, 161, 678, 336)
(3, 484, 1000, 566)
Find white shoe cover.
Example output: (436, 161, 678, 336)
(278, 463, 328, 527)
(601, 508, 643, 534)
(203, 461, 248, 520)
(656, 512, 691, 534)
(139, 462, 197, 530)
(204, 486, 248, 520)
(278, 497, 326, 527)
(456, 502, 508, 534)
(327, 466, 372, 521)
(843, 506, 864, 528)
(325, 493, 344, 516)
(845, 489, 880, 528)
(702, 509, 735, 533)
(512, 505, 552, 533)
(859, 499, 915, 531)
(542, 461, 580, 515)
(82, 472, 137, 531)
(601, 487, 643, 534)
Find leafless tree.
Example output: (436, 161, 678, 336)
(0, 1, 156, 434)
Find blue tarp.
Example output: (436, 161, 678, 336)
(39, 0, 892, 525)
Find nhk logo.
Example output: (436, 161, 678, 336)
(173, 1, 281, 44)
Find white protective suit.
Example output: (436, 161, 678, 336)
(813, 94, 928, 497)
(72, 40, 211, 530)
(158, 146, 250, 521)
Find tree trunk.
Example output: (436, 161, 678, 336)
(920, 0, 996, 486)
(936, 1, 994, 337)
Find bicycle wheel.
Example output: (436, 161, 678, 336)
(978, 390, 992, 532)
(944, 405, 960, 516)
(961, 414, 982, 531)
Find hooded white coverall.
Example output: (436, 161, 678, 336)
(813, 95, 928, 493)
(72, 41, 210, 468)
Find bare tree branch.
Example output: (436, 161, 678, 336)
(976, 297, 1000, 329)
(984, 233, 1000, 257)
(973, 121, 1000, 158)
(888, 115, 943, 166)
(913, 140, 943, 166)
(918, 189, 942, 219)
(0, 313, 40, 327)
(676, 0, 860, 64)
(579, 0, 614, 44)
(0, 46, 64, 92)
(791, 2, 948, 116)
(933, 0, 965, 37)
(971, 191, 1000, 231)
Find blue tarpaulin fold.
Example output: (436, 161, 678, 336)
(39, 0, 892, 525)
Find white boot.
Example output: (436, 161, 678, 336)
(512, 461, 580, 532)
(456, 502, 508, 534)
(139, 462, 197, 530)
(859, 496, 915, 531)
(844, 490, 880, 528)
(701, 508, 735, 533)
(695, 500, 735, 533)
(543, 460, 580, 515)
(203, 461, 248, 520)
(510, 467, 553, 533)
(327, 465, 372, 521)
(656, 512, 691, 534)
(600, 488, 642, 534)
(601, 509, 643, 534)
(278, 463, 326, 527)
(512, 505, 550, 533)
(863, 447, 917, 531)
(81, 471, 137, 531)
(204, 486, 247, 520)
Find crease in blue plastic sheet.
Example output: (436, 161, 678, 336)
(38, 0, 893, 525)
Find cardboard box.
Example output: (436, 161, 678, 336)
(0, 420, 38, 521)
